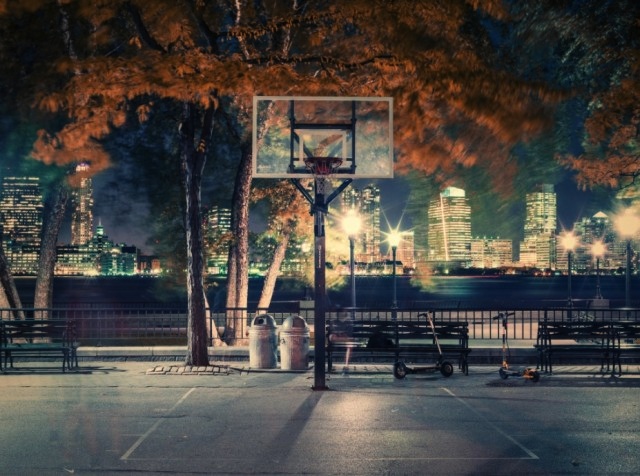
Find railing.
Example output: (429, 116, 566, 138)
(1, 306, 639, 346)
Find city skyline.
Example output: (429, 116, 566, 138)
(78, 169, 602, 254)
(0, 170, 632, 276)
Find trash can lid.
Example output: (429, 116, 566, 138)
(252, 314, 277, 328)
(281, 315, 308, 330)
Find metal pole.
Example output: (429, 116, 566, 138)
(392, 246, 399, 350)
(392, 246, 398, 310)
(313, 196, 327, 390)
(350, 236, 356, 317)
(567, 251, 573, 311)
(595, 257, 602, 299)
(626, 240, 631, 308)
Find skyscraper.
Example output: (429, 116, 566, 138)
(470, 237, 513, 268)
(204, 206, 232, 275)
(520, 184, 556, 268)
(71, 163, 94, 245)
(427, 187, 471, 264)
(0, 176, 43, 273)
(394, 230, 416, 270)
(572, 211, 622, 270)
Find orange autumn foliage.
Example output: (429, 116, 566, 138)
(1, 0, 558, 189)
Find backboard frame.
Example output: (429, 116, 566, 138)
(252, 96, 394, 179)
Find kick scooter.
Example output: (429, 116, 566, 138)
(393, 311, 455, 379)
(494, 312, 540, 382)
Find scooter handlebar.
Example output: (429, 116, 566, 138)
(417, 311, 435, 318)
(491, 311, 515, 320)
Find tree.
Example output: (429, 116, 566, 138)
(561, 57, 640, 192)
(503, 0, 640, 194)
(1, 1, 564, 364)
(251, 180, 312, 313)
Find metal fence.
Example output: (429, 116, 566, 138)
(2, 305, 640, 346)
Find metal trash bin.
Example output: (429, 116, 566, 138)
(249, 314, 277, 369)
(280, 315, 310, 370)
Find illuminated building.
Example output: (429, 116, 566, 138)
(0, 176, 43, 274)
(71, 163, 94, 245)
(389, 230, 415, 271)
(56, 221, 140, 276)
(55, 244, 99, 276)
(570, 211, 623, 270)
(204, 206, 232, 275)
(139, 255, 162, 274)
(520, 184, 556, 269)
(427, 187, 471, 265)
(100, 245, 138, 275)
(341, 184, 381, 263)
(470, 237, 513, 268)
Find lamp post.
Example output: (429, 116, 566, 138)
(561, 231, 577, 309)
(591, 240, 605, 300)
(342, 210, 361, 317)
(614, 208, 640, 308)
(387, 229, 402, 311)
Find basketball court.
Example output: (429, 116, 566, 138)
(1, 362, 637, 474)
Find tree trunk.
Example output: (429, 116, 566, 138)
(0, 246, 25, 320)
(33, 185, 69, 319)
(225, 144, 251, 345)
(255, 223, 292, 313)
(204, 293, 225, 346)
(182, 102, 215, 366)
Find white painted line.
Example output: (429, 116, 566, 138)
(120, 387, 196, 461)
(441, 387, 539, 460)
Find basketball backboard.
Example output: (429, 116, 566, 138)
(253, 96, 393, 179)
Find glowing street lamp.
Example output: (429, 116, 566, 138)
(387, 228, 403, 311)
(561, 231, 578, 308)
(614, 208, 640, 308)
(591, 240, 606, 300)
(342, 210, 361, 316)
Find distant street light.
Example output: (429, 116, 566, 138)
(342, 210, 361, 317)
(387, 229, 402, 311)
(561, 231, 578, 309)
(591, 240, 605, 300)
(614, 208, 640, 308)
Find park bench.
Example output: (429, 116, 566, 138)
(326, 315, 470, 375)
(0, 319, 79, 372)
(535, 319, 619, 376)
(610, 321, 640, 373)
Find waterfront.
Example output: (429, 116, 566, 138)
(12, 274, 640, 310)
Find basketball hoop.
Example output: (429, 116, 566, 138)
(304, 156, 343, 177)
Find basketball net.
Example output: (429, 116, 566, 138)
(304, 156, 342, 196)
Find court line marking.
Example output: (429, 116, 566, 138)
(441, 387, 539, 460)
(120, 387, 196, 461)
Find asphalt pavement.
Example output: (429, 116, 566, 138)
(1, 359, 639, 475)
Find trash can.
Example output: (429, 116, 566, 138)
(280, 315, 310, 370)
(249, 314, 278, 369)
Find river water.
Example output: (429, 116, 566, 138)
(12, 274, 639, 309)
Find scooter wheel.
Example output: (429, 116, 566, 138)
(440, 361, 454, 377)
(499, 368, 509, 379)
(393, 361, 408, 379)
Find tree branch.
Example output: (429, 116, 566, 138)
(124, 1, 166, 53)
